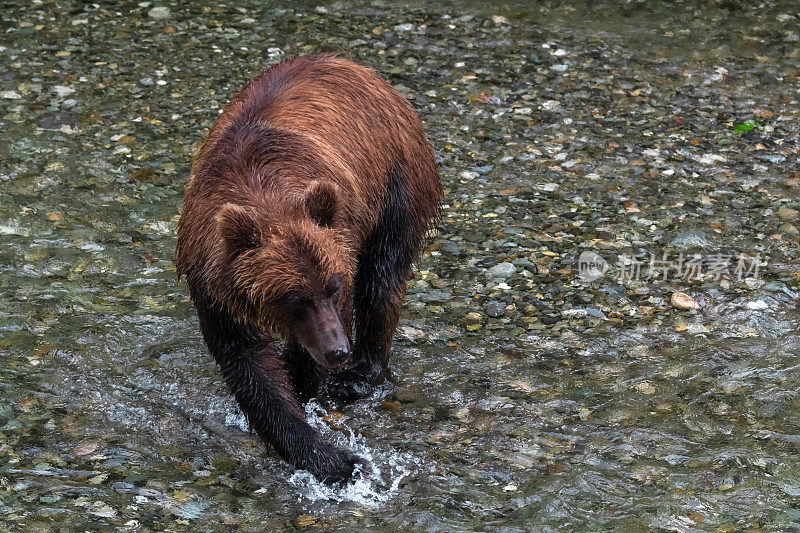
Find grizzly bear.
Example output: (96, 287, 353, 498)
(176, 54, 441, 483)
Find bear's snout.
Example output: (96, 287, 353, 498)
(318, 325, 351, 368)
(324, 348, 350, 367)
(291, 299, 352, 369)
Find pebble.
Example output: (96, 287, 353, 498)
(52, 85, 75, 98)
(398, 325, 425, 341)
(147, 6, 171, 20)
(585, 308, 607, 320)
(396, 386, 420, 404)
(485, 300, 506, 317)
(486, 262, 516, 279)
(685, 324, 709, 335)
(746, 300, 769, 310)
(442, 241, 461, 255)
(763, 281, 788, 292)
(379, 400, 402, 413)
(562, 308, 588, 319)
(420, 289, 450, 303)
(462, 312, 484, 331)
(670, 292, 700, 310)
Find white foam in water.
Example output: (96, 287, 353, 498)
(287, 400, 425, 507)
(223, 406, 250, 432)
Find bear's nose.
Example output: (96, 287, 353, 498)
(324, 348, 350, 367)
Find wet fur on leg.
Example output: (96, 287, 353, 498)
(326, 159, 421, 402)
(195, 292, 363, 483)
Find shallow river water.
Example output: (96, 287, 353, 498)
(1, 0, 800, 531)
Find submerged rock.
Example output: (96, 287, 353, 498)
(486, 262, 516, 279)
(147, 6, 171, 20)
(671, 292, 700, 310)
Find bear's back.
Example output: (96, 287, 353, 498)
(197, 55, 435, 205)
(179, 55, 440, 279)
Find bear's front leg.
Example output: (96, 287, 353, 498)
(326, 168, 423, 403)
(197, 305, 365, 483)
(325, 277, 405, 403)
(219, 347, 364, 483)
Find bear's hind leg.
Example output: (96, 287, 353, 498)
(197, 302, 364, 482)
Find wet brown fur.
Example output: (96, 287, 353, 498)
(175, 54, 440, 482)
(177, 54, 439, 330)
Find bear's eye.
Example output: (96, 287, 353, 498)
(284, 291, 312, 309)
(325, 275, 342, 298)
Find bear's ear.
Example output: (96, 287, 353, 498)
(216, 203, 261, 253)
(304, 181, 338, 227)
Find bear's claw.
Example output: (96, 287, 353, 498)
(305, 443, 370, 485)
(325, 377, 375, 403)
(325, 360, 389, 402)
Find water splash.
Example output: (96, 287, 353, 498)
(222, 404, 250, 432)
(287, 400, 425, 507)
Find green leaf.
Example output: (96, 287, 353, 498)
(733, 117, 765, 132)
(733, 120, 758, 132)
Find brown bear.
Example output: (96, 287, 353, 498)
(176, 54, 441, 483)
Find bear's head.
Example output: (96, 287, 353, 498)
(215, 181, 353, 368)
